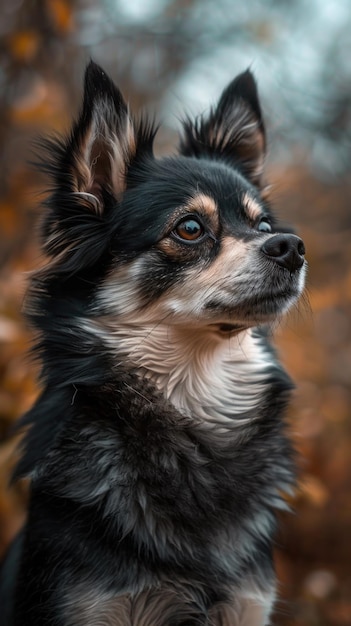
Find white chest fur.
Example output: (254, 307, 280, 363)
(90, 323, 272, 424)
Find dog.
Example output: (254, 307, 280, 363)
(0, 61, 306, 625)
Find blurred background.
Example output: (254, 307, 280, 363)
(0, 1, 350, 624)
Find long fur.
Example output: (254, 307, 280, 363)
(0, 61, 306, 625)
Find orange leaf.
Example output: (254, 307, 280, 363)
(47, 0, 74, 33)
(300, 474, 329, 507)
(0, 203, 18, 237)
(8, 31, 40, 62)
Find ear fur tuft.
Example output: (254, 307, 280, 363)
(69, 61, 141, 207)
(35, 62, 157, 274)
(49, 61, 157, 213)
(179, 70, 266, 187)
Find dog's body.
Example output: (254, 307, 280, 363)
(0, 63, 306, 625)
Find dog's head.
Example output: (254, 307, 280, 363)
(36, 62, 305, 338)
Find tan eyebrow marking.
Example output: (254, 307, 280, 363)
(184, 193, 219, 231)
(185, 193, 217, 217)
(242, 192, 262, 223)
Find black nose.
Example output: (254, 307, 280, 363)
(261, 234, 305, 272)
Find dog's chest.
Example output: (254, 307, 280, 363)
(63, 580, 276, 626)
(118, 327, 271, 423)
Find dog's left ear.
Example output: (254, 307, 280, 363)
(179, 70, 266, 187)
(63, 61, 156, 213)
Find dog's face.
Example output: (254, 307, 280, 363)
(40, 62, 306, 336)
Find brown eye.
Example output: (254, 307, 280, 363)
(174, 217, 205, 242)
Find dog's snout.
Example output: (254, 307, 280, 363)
(261, 234, 305, 272)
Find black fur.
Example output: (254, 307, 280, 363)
(0, 62, 305, 625)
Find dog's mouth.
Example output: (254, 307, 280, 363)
(208, 323, 250, 335)
(204, 280, 304, 335)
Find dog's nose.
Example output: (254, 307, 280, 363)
(261, 234, 305, 272)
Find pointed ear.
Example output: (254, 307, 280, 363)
(35, 63, 157, 275)
(179, 70, 266, 187)
(64, 61, 156, 212)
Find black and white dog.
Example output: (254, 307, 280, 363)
(0, 62, 306, 625)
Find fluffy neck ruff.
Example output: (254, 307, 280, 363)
(87, 322, 273, 424)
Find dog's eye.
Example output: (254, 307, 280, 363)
(257, 218, 272, 233)
(173, 217, 205, 242)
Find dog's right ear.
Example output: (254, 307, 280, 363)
(37, 62, 157, 274)
(51, 61, 156, 214)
